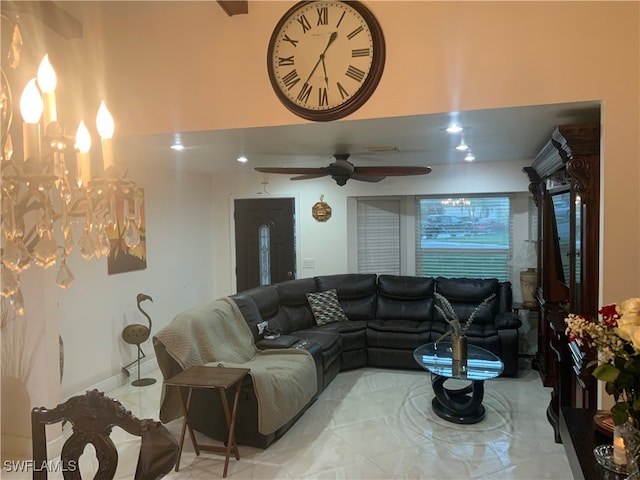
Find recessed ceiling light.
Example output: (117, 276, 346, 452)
(237, 156, 248, 163)
(446, 122, 463, 134)
(464, 152, 476, 161)
(170, 144, 184, 151)
(455, 140, 469, 151)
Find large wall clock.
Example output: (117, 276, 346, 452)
(267, 1, 385, 122)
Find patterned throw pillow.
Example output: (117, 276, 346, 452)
(306, 289, 348, 326)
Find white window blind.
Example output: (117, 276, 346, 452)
(415, 196, 512, 280)
(357, 198, 401, 274)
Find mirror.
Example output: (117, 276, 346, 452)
(574, 194, 582, 312)
(551, 191, 571, 285)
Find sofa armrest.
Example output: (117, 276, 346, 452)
(494, 311, 522, 329)
(256, 335, 299, 349)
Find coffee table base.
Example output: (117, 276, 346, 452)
(431, 375, 486, 424)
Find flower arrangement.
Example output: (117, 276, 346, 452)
(565, 297, 640, 425)
(434, 292, 496, 339)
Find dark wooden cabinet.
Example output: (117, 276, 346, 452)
(524, 124, 600, 442)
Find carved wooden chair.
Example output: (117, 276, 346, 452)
(32, 389, 177, 480)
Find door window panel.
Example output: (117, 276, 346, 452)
(259, 224, 271, 285)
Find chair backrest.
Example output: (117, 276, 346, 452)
(32, 389, 177, 480)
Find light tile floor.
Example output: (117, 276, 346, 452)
(6, 360, 575, 479)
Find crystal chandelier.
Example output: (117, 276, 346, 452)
(1, 14, 141, 315)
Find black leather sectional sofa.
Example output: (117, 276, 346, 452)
(154, 274, 521, 449)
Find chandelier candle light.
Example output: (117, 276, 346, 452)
(1, 21, 141, 316)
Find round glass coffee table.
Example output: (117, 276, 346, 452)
(413, 342, 504, 424)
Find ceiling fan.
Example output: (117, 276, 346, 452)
(254, 154, 432, 186)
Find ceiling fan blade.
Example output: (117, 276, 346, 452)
(254, 167, 326, 175)
(290, 173, 329, 181)
(351, 174, 386, 183)
(353, 166, 432, 177)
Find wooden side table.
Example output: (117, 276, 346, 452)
(165, 365, 250, 478)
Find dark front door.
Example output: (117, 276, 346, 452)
(234, 198, 296, 292)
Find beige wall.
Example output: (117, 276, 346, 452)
(95, 0, 639, 304)
(2, 1, 638, 433)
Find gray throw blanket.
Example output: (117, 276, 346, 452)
(155, 297, 317, 435)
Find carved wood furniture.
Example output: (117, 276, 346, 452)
(524, 124, 600, 442)
(32, 389, 177, 479)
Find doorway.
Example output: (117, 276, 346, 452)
(234, 198, 296, 292)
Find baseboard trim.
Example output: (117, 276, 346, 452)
(65, 356, 158, 401)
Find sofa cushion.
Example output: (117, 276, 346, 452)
(230, 292, 265, 342)
(430, 320, 498, 339)
(306, 289, 348, 326)
(325, 320, 368, 351)
(275, 278, 317, 332)
(435, 277, 499, 326)
(240, 285, 294, 334)
(376, 275, 435, 321)
(367, 319, 431, 349)
(314, 274, 378, 320)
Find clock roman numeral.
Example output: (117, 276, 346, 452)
(336, 81, 349, 100)
(278, 56, 295, 67)
(318, 87, 328, 107)
(282, 70, 301, 90)
(297, 14, 311, 33)
(347, 26, 364, 40)
(345, 65, 366, 82)
(282, 34, 298, 47)
(316, 7, 328, 25)
(352, 48, 370, 58)
(297, 82, 312, 103)
(336, 11, 346, 28)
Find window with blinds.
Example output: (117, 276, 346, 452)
(415, 196, 512, 280)
(357, 198, 401, 275)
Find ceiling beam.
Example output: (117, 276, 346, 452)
(217, 1, 248, 16)
(1, 1, 83, 39)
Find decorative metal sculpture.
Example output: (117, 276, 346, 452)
(122, 293, 156, 386)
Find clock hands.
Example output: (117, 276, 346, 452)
(303, 31, 338, 86)
(321, 58, 329, 85)
(322, 30, 338, 56)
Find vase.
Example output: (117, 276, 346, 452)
(620, 419, 640, 480)
(451, 334, 468, 376)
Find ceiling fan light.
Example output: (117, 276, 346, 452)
(464, 152, 476, 162)
(170, 144, 184, 151)
(237, 156, 248, 163)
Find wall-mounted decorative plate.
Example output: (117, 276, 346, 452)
(312, 196, 332, 222)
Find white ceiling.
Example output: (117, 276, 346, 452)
(118, 100, 601, 175)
